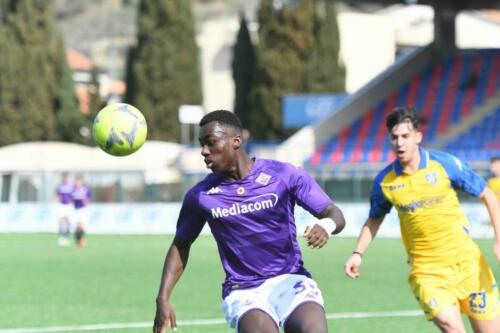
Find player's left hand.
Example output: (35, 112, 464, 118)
(153, 298, 176, 332)
(304, 224, 329, 249)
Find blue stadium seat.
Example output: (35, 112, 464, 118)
(306, 49, 500, 167)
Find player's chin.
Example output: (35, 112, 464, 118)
(396, 152, 409, 162)
(206, 163, 218, 172)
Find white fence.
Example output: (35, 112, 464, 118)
(0, 203, 494, 238)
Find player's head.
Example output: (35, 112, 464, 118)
(75, 175, 84, 187)
(198, 110, 244, 173)
(385, 107, 423, 164)
(491, 156, 500, 177)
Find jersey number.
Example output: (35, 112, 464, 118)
(469, 291, 486, 309)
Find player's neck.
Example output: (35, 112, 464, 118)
(399, 150, 421, 174)
(225, 155, 254, 180)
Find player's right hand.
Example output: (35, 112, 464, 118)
(153, 298, 177, 332)
(344, 254, 362, 279)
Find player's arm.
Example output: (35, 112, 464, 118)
(304, 203, 346, 249)
(479, 187, 500, 260)
(344, 216, 385, 279)
(440, 153, 500, 260)
(153, 237, 192, 333)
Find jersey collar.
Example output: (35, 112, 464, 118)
(393, 147, 429, 175)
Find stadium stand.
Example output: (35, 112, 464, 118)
(306, 48, 500, 169)
(445, 105, 500, 161)
(272, 0, 499, 186)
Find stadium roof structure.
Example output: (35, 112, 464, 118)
(342, 0, 500, 10)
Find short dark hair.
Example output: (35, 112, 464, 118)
(491, 156, 500, 163)
(199, 110, 242, 132)
(386, 106, 424, 131)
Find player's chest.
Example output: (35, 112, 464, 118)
(199, 180, 288, 219)
(59, 185, 73, 195)
(381, 169, 451, 205)
(72, 188, 89, 200)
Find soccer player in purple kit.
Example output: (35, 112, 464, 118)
(153, 110, 346, 333)
(71, 176, 92, 249)
(55, 173, 74, 246)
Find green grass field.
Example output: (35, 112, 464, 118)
(0, 234, 498, 333)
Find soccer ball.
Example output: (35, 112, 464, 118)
(92, 103, 148, 156)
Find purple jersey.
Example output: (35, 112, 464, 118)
(56, 183, 74, 204)
(176, 158, 333, 298)
(71, 186, 92, 209)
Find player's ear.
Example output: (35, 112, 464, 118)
(232, 135, 242, 150)
(416, 130, 423, 144)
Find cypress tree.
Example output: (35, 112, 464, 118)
(125, 0, 202, 142)
(0, 0, 82, 146)
(306, 0, 345, 92)
(88, 66, 105, 121)
(55, 58, 87, 143)
(232, 16, 256, 130)
(250, 0, 315, 140)
(0, 21, 23, 144)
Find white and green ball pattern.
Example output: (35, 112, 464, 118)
(92, 103, 147, 156)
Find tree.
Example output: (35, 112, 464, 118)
(306, 0, 345, 92)
(0, 0, 84, 146)
(55, 58, 88, 143)
(247, 0, 345, 140)
(232, 16, 256, 130)
(250, 0, 316, 140)
(125, 0, 202, 142)
(87, 66, 105, 120)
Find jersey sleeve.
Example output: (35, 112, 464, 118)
(289, 166, 333, 216)
(175, 188, 206, 241)
(432, 152, 487, 197)
(369, 173, 392, 219)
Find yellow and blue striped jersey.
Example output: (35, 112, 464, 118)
(487, 177, 500, 202)
(370, 148, 487, 268)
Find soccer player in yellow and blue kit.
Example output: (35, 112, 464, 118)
(345, 107, 500, 333)
(488, 157, 500, 203)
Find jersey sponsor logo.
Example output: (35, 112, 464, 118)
(424, 172, 438, 185)
(256, 172, 271, 185)
(207, 186, 223, 195)
(211, 193, 278, 219)
(388, 183, 405, 191)
(396, 195, 444, 213)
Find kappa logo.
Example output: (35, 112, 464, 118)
(256, 172, 271, 185)
(207, 186, 223, 195)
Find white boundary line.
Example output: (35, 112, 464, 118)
(0, 310, 423, 333)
